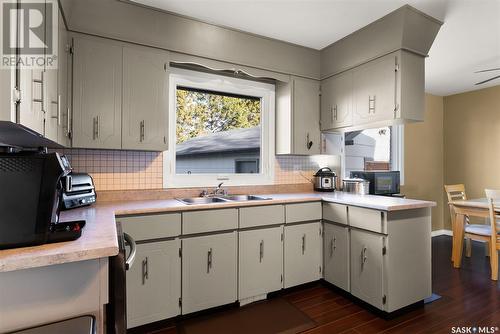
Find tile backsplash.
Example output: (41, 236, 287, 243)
(58, 149, 163, 191)
(58, 149, 340, 191)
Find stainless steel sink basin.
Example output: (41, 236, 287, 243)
(177, 194, 272, 205)
(176, 197, 230, 205)
(220, 195, 272, 202)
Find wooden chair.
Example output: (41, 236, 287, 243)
(485, 189, 500, 280)
(444, 184, 489, 257)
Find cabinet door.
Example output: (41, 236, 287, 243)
(18, 69, 45, 135)
(323, 223, 349, 291)
(44, 68, 58, 142)
(239, 227, 283, 300)
(122, 46, 169, 151)
(292, 77, 320, 155)
(284, 222, 322, 288)
(350, 229, 385, 310)
(321, 72, 352, 130)
(72, 36, 122, 149)
(57, 11, 71, 146)
(353, 54, 396, 125)
(43, 2, 58, 142)
(182, 232, 237, 314)
(126, 239, 181, 328)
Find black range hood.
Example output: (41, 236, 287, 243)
(0, 121, 63, 149)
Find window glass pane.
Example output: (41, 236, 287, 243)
(344, 126, 392, 176)
(175, 87, 261, 174)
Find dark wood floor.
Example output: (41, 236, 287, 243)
(144, 236, 500, 334)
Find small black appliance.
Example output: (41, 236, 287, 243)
(0, 150, 85, 250)
(350, 171, 401, 196)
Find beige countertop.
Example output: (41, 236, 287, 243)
(0, 192, 435, 273)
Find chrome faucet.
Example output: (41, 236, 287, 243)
(200, 182, 227, 197)
(214, 182, 225, 195)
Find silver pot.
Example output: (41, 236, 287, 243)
(342, 178, 370, 195)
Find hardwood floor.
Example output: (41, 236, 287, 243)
(143, 236, 500, 334)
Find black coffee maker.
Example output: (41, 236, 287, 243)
(0, 150, 84, 249)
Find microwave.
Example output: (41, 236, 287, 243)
(349, 171, 400, 196)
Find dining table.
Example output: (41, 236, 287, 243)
(449, 198, 499, 268)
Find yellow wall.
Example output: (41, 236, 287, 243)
(402, 94, 445, 231)
(443, 85, 500, 229)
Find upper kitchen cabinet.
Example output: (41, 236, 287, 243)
(352, 53, 398, 126)
(276, 76, 321, 155)
(321, 50, 424, 131)
(2, 2, 70, 146)
(72, 36, 123, 149)
(320, 71, 353, 130)
(122, 46, 169, 151)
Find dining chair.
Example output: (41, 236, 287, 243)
(484, 189, 500, 281)
(444, 184, 489, 257)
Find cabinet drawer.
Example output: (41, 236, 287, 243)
(322, 203, 348, 225)
(348, 206, 386, 234)
(240, 205, 284, 228)
(182, 209, 238, 235)
(285, 202, 322, 223)
(119, 213, 181, 241)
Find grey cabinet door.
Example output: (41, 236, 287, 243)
(323, 223, 350, 292)
(239, 227, 283, 300)
(72, 36, 122, 149)
(284, 222, 322, 288)
(44, 67, 58, 142)
(321, 72, 353, 130)
(182, 232, 237, 314)
(292, 77, 321, 155)
(350, 229, 385, 310)
(126, 240, 181, 328)
(18, 69, 45, 135)
(57, 11, 71, 146)
(353, 54, 396, 125)
(122, 46, 169, 151)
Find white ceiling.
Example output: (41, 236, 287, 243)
(131, 0, 500, 96)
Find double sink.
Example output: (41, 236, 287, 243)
(177, 195, 271, 205)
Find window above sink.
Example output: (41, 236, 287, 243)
(165, 68, 276, 188)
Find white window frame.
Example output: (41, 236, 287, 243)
(164, 68, 275, 188)
(391, 124, 405, 185)
(341, 124, 404, 184)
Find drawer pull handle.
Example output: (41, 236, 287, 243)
(302, 234, 306, 255)
(142, 256, 149, 285)
(330, 235, 336, 257)
(361, 246, 368, 269)
(207, 248, 213, 273)
(259, 240, 264, 263)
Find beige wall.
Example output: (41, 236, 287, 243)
(402, 94, 445, 231)
(443, 85, 500, 228)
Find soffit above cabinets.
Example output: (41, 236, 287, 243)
(122, 0, 500, 96)
(126, 0, 447, 50)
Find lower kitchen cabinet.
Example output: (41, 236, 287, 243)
(238, 226, 283, 300)
(126, 239, 181, 329)
(350, 229, 385, 310)
(323, 223, 350, 292)
(181, 232, 237, 314)
(284, 222, 322, 288)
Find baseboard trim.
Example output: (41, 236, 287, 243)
(431, 229, 453, 237)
